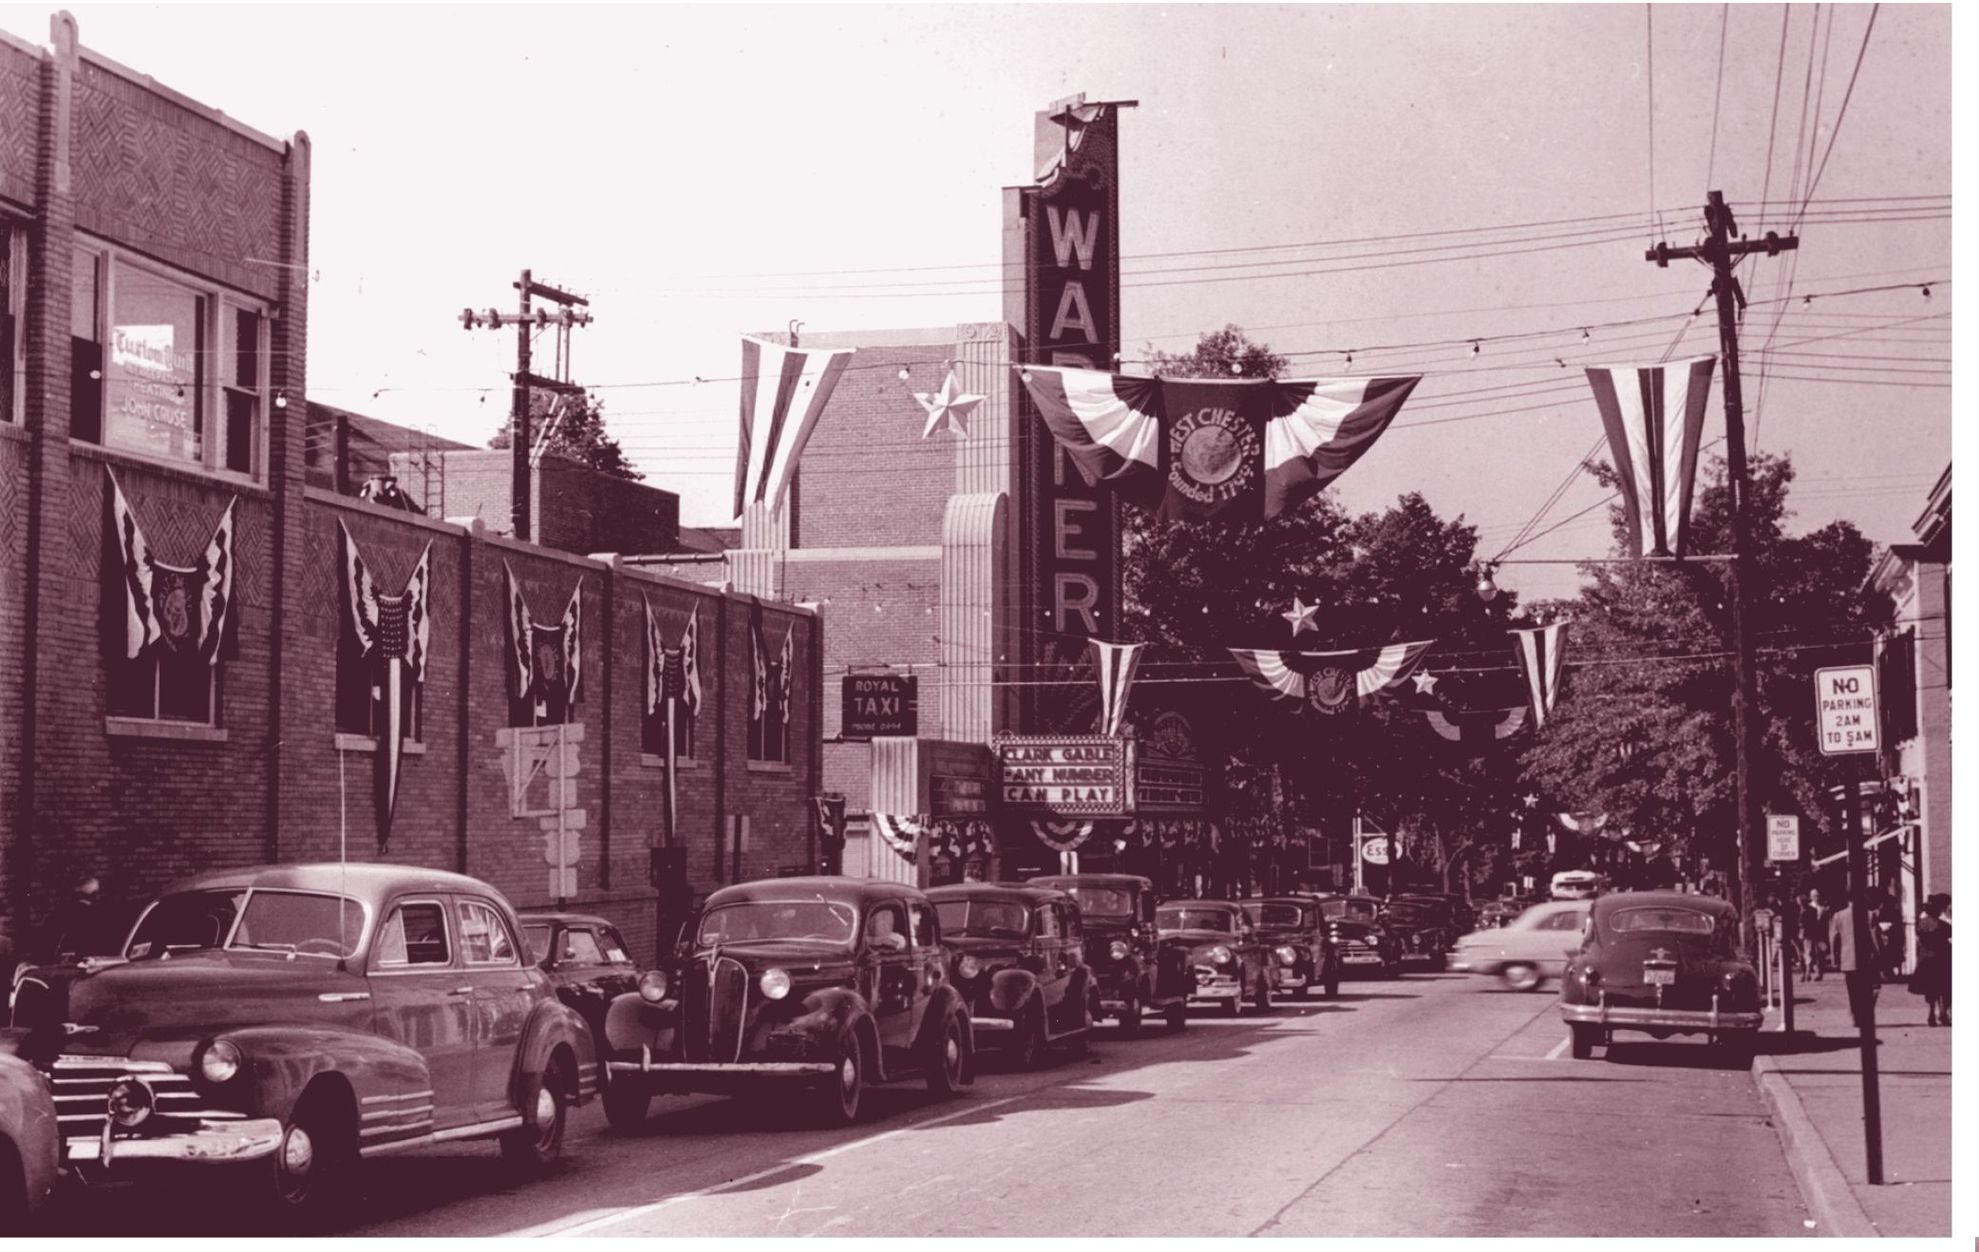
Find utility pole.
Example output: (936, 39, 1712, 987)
(1645, 192, 1798, 950)
(460, 271, 593, 541)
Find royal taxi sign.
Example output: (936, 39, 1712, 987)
(1814, 665, 1880, 756)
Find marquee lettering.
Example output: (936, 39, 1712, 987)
(1049, 282, 1097, 343)
(1047, 204, 1101, 270)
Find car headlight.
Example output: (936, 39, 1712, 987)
(638, 970, 669, 1002)
(759, 968, 792, 1000)
(106, 1077, 155, 1128)
(1276, 946, 1298, 966)
(198, 1039, 242, 1085)
(1108, 940, 1130, 962)
(956, 954, 981, 980)
(1207, 945, 1232, 965)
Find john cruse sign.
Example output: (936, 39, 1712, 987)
(995, 734, 1128, 816)
(841, 673, 917, 739)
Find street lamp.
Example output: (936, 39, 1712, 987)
(1474, 564, 1500, 603)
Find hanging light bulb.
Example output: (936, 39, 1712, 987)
(1921, 285, 1932, 299)
(897, 367, 911, 381)
(1469, 341, 1481, 359)
(1229, 360, 1243, 375)
(1019, 369, 1033, 384)
(273, 389, 288, 409)
(1580, 328, 1591, 344)
(1344, 351, 1354, 367)
(1474, 564, 1500, 603)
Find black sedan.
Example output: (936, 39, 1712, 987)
(1558, 891, 1763, 1061)
(520, 910, 641, 1071)
(927, 883, 1094, 1067)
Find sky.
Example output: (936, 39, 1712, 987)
(1, 2, 1954, 604)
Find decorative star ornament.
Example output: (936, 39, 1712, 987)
(1411, 671, 1439, 694)
(915, 371, 985, 438)
(1280, 597, 1320, 636)
(1522, 792, 1540, 809)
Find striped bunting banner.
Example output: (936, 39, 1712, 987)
(1090, 639, 1144, 736)
(1583, 357, 1716, 557)
(1511, 622, 1569, 729)
(734, 336, 855, 517)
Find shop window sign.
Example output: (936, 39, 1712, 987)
(109, 267, 204, 464)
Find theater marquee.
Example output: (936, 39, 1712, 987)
(994, 734, 1129, 816)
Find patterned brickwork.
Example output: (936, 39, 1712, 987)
(0, 44, 38, 206)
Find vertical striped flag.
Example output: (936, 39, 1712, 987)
(1511, 622, 1568, 728)
(1089, 639, 1144, 736)
(734, 336, 856, 517)
(1583, 357, 1716, 557)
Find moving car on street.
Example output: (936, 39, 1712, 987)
(928, 883, 1094, 1067)
(1240, 896, 1340, 999)
(5, 864, 598, 1225)
(601, 878, 973, 1130)
(0, 1051, 58, 1232)
(1155, 900, 1271, 1016)
(1550, 870, 1606, 901)
(1028, 873, 1190, 1035)
(1448, 900, 1590, 990)
(1314, 894, 1401, 976)
(1558, 891, 1762, 1061)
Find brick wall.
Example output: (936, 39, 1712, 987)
(795, 345, 954, 550)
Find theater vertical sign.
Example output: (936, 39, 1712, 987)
(1012, 96, 1133, 733)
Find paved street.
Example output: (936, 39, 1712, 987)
(40, 971, 1810, 1238)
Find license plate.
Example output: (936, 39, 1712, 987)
(1644, 967, 1676, 986)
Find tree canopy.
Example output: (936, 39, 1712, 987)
(489, 390, 643, 481)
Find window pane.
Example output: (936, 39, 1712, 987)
(458, 900, 516, 965)
(521, 923, 551, 964)
(380, 903, 448, 967)
(107, 265, 203, 464)
(71, 249, 98, 340)
(157, 655, 213, 723)
(231, 891, 364, 958)
(233, 308, 259, 388)
(563, 929, 605, 965)
(71, 337, 103, 443)
(225, 389, 256, 474)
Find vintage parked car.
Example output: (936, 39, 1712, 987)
(0, 1050, 59, 1231)
(1448, 900, 1591, 991)
(1314, 894, 1401, 975)
(1027, 874, 1191, 1035)
(1550, 870, 1607, 900)
(1395, 891, 1477, 937)
(601, 878, 973, 1130)
(1155, 900, 1272, 1016)
(4, 863, 598, 1223)
(1378, 897, 1454, 970)
(519, 910, 640, 1077)
(1559, 891, 1763, 1061)
(927, 884, 1094, 1067)
(1240, 897, 1341, 999)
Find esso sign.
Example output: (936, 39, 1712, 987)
(1360, 838, 1391, 866)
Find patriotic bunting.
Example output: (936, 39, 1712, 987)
(644, 597, 702, 728)
(1090, 639, 1143, 736)
(1423, 706, 1528, 750)
(338, 521, 435, 843)
(502, 562, 583, 725)
(1511, 622, 1569, 728)
(1227, 641, 1434, 715)
(734, 335, 856, 517)
(1583, 357, 1716, 557)
(870, 812, 923, 862)
(107, 469, 237, 666)
(1031, 819, 1097, 853)
(1018, 365, 1421, 522)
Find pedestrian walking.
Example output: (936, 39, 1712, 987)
(1909, 893, 1951, 1026)
(1828, 890, 1882, 1029)
(1801, 888, 1829, 980)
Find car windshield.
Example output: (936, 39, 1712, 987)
(935, 899, 1030, 939)
(1157, 907, 1232, 933)
(1319, 898, 1379, 921)
(1383, 903, 1427, 923)
(126, 890, 247, 958)
(1243, 903, 1306, 928)
(1608, 906, 1720, 937)
(1059, 885, 1133, 919)
(697, 900, 857, 946)
(229, 891, 366, 958)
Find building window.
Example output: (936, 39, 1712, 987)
(107, 652, 221, 725)
(1, 223, 21, 424)
(72, 244, 267, 480)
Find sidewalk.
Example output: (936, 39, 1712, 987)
(1753, 973, 1952, 1237)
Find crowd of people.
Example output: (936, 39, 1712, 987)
(1777, 884, 1951, 1029)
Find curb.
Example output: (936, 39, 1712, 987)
(1752, 1052, 1878, 1238)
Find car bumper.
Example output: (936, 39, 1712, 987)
(969, 1016, 1016, 1034)
(1448, 957, 1497, 973)
(1269, 969, 1309, 989)
(71, 1117, 286, 1166)
(607, 1045, 837, 1081)
(1559, 1002, 1763, 1032)
(1189, 976, 1242, 1002)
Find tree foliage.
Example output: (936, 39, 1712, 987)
(489, 390, 643, 481)
(1517, 451, 1890, 880)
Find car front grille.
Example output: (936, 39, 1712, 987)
(681, 956, 748, 1063)
(52, 1056, 246, 1143)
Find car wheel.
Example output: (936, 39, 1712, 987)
(1117, 990, 1143, 1038)
(1569, 1023, 1598, 1060)
(1165, 1000, 1188, 1031)
(1323, 960, 1341, 999)
(501, 1056, 570, 1172)
(818, 1030, 866, 1126)
(268, 1088, 357, 1225)
(925, 1012, 968, 1097)
(1500, 963, 1543, 993)
(602, 1073, 652, 1133)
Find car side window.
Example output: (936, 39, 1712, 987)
(906, 902, 938, 949)
(457, 899, 519, 966)
(563, 928, 605, 965)
(1035, 904, 1062, 940)
(1062, 902, 1082, 942)
(376, 901, 450, 968)
(521, 923, 552, 964)
(599, 926, 632, 965)
(865, 903, 908, 953)
(1541, 911, 1580, 930)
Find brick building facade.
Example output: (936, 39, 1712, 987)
(0, 15, 819, 970)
